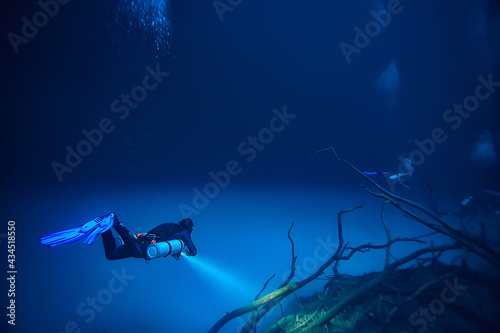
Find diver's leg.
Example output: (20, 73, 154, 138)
(113, 219, 142, 258)
(101, 230, 133, 260)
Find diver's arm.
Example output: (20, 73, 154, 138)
(178, 230, 197, 256)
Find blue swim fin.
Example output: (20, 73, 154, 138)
(83, 213, 115, 245)
(40, 213, 116, 247)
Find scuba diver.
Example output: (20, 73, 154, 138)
(40, 213, 197, 262)
(363, 155, 416, 190)
(457, 189, 500, 240)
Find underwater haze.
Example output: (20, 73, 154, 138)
(2, 0, 500, 332)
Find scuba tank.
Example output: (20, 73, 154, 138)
(146, 239, 185, 260)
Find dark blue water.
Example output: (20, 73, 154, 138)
(2, 0, 500, 332)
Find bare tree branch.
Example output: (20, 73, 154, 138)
(380, 201, 392, 269)
(209, 146, 498, 333)
(241, 223, 297, 332)
(209, 206, 362, 333)
(255, 274, 276, 301)
(304, 243, 460, 331)
(313, 145, 499, 267)
(282, 222, 297, 288)
(362, 186, 500, 267)
(378, 267, 460, 333)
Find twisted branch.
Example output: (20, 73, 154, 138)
(304, 243, 460, 331)
(208, 206, 362, 333)
(314, 145, 500, 267)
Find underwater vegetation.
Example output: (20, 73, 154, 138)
(276, 264, 499, 333)
(208, 146, 500, 333)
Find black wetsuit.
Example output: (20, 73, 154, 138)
(102, 216, 197, 261)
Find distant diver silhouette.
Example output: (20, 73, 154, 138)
(458, 189, 500, 239)
(40, 213, 197, 262)
(363, 156, 416, 189)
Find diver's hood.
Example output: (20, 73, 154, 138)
(178, 218, 194, 233)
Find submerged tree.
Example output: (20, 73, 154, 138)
(208, 146, 500, 333)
